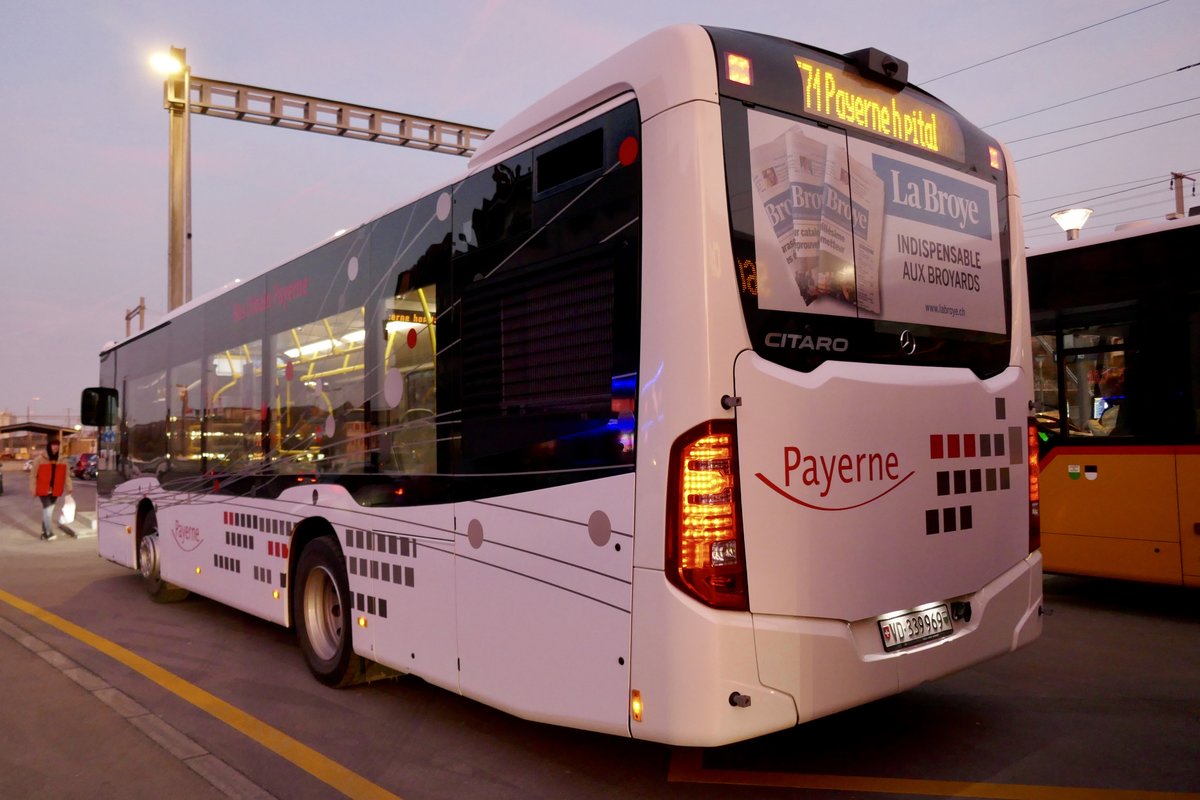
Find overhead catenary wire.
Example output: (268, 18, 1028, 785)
(1021, 170, 1200, 218)
(1024, 199, 1182, 239)
(984, 62, 1200, 128)
(1013, 111, 1200, 162)
(1004, 96, 1200, 144)
(1024, 193, 1185, 230)
(921, 0, 1173, 84)
(1022, 169, 1200, 204)
(1023, 188, 1166, 221)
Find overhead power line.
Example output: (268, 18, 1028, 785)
(1022, 168, 1200, 204)
(1022, 189, 1161, 220)
(1025, 198, 1179, 237)
(923, 0, 1172, 84)
(985, 62, 1200, 128)
(1004, 96, 1200, 144)
(1022, 186, 1165, 219)
(1013, 111, 1200, 162)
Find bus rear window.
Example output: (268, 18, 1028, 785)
(723, 100, 1012, 378)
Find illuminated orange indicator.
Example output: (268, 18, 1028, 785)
(989, 146, 1003, 170)
(726, 53, 752, 85)
(630, 689, 643, 722)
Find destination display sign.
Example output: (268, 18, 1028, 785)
(794, 54, 965, 163)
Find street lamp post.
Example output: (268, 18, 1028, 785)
(146, 47, 490, 318)
(155, 47, 192, 311)
(1051, 208, 1093, 241)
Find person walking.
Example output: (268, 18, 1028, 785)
(29, 439, 74, 540)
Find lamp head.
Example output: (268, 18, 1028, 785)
(1051, 208, 1093, 241)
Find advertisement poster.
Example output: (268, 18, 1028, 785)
(748, 110, 1005, 334)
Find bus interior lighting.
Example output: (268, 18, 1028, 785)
(726, 53, 752, 85)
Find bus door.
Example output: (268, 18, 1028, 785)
(1179, 303, 1200, 586)
(1178, 447, 1200, 587)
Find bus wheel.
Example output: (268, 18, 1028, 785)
(293, 535, 364, 687)
(138, 511, 189, 603)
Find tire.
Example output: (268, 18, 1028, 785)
(293, 535, 365, 687)
(138, 510, 189, 603)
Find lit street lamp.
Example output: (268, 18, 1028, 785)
(1051, 208, 1093, 241)
(151, 46, 192, 311)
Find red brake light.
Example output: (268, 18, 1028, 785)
(665, 420, 749, 611)
(1028, 419, 1041, 553)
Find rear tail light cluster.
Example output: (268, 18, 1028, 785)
(1027, 419, 1041, 554)
(666, 421, 749, 611)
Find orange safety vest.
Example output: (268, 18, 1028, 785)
(36, 463, 67, 497)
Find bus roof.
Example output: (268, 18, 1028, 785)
(1026, 213, 1200, 259)
(470, 24, 717, 167)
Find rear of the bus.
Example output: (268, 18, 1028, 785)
(632, 27, 1041, 746)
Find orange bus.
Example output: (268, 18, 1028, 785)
(1029, 215, 1200, 585)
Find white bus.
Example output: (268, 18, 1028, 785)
(82, 25, 1042, 747)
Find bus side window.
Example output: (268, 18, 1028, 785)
(205, 342, 264, 473)
(1062, 324, 1128, 437)
(1190, 308, 1200, 435)
(379, 280, 438, 475)
(270, 306, 367, 474)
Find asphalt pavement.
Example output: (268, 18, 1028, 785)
(0, 464, 267, 799)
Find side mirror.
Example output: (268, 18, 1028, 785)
(81, 387, 118, 427)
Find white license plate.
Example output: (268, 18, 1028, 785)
(878, 604, 953, 652)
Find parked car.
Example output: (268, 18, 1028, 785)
(74, 453, 98, 480)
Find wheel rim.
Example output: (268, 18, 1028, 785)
(139, 534, 159, 582)
(302, 565, 344, 661)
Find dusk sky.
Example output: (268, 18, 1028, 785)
(2, 0, 1196, 422)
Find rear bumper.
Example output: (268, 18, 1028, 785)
(628, 553, 1041, 746)
(755, 551, 1043, 723)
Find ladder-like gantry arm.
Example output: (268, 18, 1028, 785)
(188, 76, 492, 157)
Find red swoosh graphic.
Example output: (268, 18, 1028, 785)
(754, 470, 916, 511)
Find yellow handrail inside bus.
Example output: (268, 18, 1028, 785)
(418, 288, 437, 358)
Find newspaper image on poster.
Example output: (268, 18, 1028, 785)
(747, 109, 1005, 334)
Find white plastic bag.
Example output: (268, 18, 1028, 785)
(58, 495, 76, 525)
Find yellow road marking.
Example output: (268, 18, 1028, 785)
(669, 747, 1200, 799)
(0, 587, 401, 800)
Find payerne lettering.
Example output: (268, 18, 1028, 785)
(233, 277, 310, 322)
(783, 447, 901, 498)
(171, 520, 203, 551)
